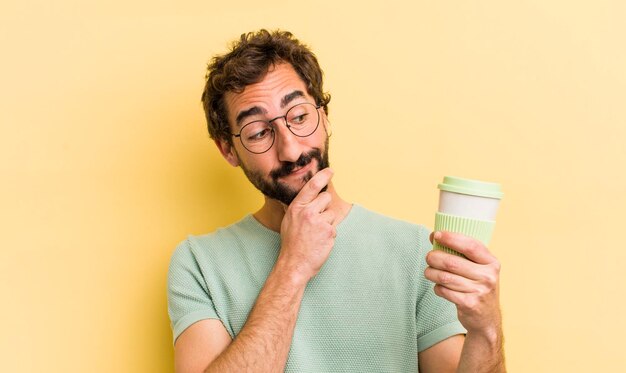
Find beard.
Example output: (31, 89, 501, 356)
(239, 138, 330, 206)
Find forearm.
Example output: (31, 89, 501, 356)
(457, 326, 506, 373)
(204, 259, 307, 373)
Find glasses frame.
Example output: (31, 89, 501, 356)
(232, 102, 322, 154)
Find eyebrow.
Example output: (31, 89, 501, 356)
(235, 106, 266, 127)
(280, 90, 305, 108)
(234, 90, 307, 127)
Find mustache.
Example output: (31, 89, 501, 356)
(270, 149, 322, 180)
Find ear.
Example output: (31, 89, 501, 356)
(215, 138, 240, 167)
(321, 113, 332, 137)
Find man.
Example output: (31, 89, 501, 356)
(168, 29, 505, 372)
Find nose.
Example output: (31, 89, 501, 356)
(272, 119, 302, 163)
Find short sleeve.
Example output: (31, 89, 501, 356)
(415, 226, 467, 351)
(167, 238, 220, 345)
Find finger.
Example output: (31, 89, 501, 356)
(432, 284, 469, 307)
(433, 231, 495, 265)
(307, 191, 332, 213)
(424, 267, 475, 293)
(319, 209, 336, 226)
(425, 250, 482, 281)
(292, 168, 334, 204)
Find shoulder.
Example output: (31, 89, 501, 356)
(340, 205, 434, 261)
(347, 204, 431, 241)
(169, 215, 255, 268)
(175, 214, 262, 252)
(168, 214, 281, 281)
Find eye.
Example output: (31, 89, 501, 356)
(290, 113, 308, 125)
(247, 127, 272, 141)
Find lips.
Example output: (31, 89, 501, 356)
(286, 161, 312, 177)
(277, 161, 313, 183)
(270, 150, 319, 180)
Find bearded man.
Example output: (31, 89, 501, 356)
(168, 29, 505, 373)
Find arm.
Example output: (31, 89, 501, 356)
(174, 169, 337, 373)
(174, 319, 232, 372)
(418, 334, 464, 372)
(423, 231, 506, 373)
(201, 259, 309, 372)
(173, 265, 307, 373)
(173, 260, 308, 373)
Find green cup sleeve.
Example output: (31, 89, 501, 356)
(433, 212, 496, 257)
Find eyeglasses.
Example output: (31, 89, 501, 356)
(232, 102, 321, 154)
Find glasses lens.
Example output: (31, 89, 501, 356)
(240, 121, 274, 153)
(286, 103, 319, 137)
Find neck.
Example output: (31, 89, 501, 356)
(253, 182, 351, 232)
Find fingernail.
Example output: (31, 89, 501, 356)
(434, 231, 442, 240)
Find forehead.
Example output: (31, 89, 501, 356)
(224, 63, 310, 123)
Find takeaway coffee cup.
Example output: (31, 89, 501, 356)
(433, 176, 503, 257)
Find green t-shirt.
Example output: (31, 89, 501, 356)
(168, 204, 465, 372)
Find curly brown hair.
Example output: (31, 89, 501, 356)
(201, 29, 331, 144)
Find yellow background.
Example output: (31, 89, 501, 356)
(2, 0, 625, 371)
